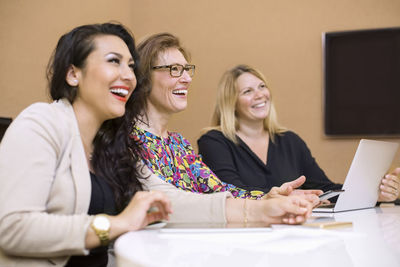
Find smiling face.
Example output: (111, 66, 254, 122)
(235, 72, 271, 124)
(70, 34, 137, 123)
(147, 48, 192, 116)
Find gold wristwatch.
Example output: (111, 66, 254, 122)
(91, 214, 111, 246)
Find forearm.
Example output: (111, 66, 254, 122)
(140, 168, 229, 223)
(225, 199, 265, 223)
(225, 197, 311, 225)
(0, 213, 92, 257)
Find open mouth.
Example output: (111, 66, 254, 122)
(110, 88, 129, 97)
(252, 102, 266, 108)
(110, 88, 129, 102)
(172, 89, 188, 96)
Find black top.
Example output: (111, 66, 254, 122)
(198, 130, 342, 193)
(65, 172, 117, 267)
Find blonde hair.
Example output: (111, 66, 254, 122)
(209, 64, 286, 143)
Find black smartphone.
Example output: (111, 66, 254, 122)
(319, 189, 345, 201)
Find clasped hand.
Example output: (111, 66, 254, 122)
(264, 176, 322, 207)
(378, 167, 400, 202)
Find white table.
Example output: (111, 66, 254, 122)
(114, 206, 400, 267)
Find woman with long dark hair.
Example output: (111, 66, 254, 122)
(0, 23, 171, 267)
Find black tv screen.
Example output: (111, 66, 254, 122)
(323, 27, 400, 136)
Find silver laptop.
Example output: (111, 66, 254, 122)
(313, 139, 398, 213)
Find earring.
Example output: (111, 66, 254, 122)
(71, 79, 78, 86)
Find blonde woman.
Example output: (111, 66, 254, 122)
(198, 64, 400, 202)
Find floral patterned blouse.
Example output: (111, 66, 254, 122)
(131, 126, 266, 199)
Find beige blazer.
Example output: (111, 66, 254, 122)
(0, 99, 92, 267)
(139, 166, 231, 223)
(0, 99, 232, 266)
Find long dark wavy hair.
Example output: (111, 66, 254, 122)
(46, 23, 145, 212)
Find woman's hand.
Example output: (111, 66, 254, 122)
(110, 191, 172, 238)
(378, 168, 400, 202)
(255, 196, 312, 225)
(264, 176, 322, 207)
(86, 190, 172, 249)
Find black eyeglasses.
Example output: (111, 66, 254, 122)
(152, 64, 195, 77)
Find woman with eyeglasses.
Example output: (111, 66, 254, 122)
(197, 64, 400, 203)
(130, 32, 316, 225)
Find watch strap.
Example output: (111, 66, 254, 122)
(91, 214, 110, 246)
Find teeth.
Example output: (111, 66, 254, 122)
(253, 102, 266, 108)
(110, 88, 129, 96)
(172, 89, 187, 95)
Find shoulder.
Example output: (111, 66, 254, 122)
(169, 131, 193, 147)
(198, 129, 228, 143)
(274, 130, 308, 148)
(17, 99, 74, 125)
(169, 131, 186, 141)
(18, 102, 56, 120)
(0, 100, 79, 172)
(197, 130, 237, 155)
(276, 130, 304, 143)
(5, 99, 77, 143)
(201, 129, 224, 138)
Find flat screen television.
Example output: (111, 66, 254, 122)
(323, 27, 400, 136)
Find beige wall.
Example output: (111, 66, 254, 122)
(0, 0, 134, 114)
(1, 0, 400, 184)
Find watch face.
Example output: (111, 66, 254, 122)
(95, 216, 110, 231)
